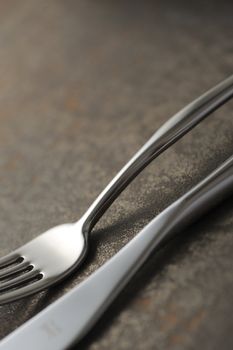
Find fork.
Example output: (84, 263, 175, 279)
(2, 154, 233, 350)
(0, 75, 232, 304)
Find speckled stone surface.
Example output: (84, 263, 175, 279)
(0, 1, 232, 349)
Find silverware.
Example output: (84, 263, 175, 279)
(2, 154, 233, 350)
(0, 75, 232, 304)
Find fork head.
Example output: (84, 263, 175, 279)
(0, 223, 87, 304)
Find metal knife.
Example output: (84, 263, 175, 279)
(1, 155, 233, 350)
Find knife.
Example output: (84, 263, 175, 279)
(1, 155, 233, 350)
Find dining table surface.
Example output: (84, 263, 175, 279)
(0, 0, 232, 349)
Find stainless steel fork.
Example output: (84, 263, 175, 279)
(0, 75, 232, 304)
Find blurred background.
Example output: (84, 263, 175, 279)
(0, 1, 232, 349)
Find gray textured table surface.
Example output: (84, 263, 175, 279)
(0, 1, 232, 349)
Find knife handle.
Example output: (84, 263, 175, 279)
(2, 155, 233, 350)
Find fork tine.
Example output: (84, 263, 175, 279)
(0, 252, 20, 269)
(0, 276, 44, 304)
(0, 270, 40, 292)
(0, 260, 31, 279)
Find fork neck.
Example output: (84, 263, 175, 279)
(80, 75, 233, 234)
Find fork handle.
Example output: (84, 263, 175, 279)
(3, 155, 233, 350)
(82, 75, 233, 232)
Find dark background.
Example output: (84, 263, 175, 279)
(0, 1, 232, 349)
